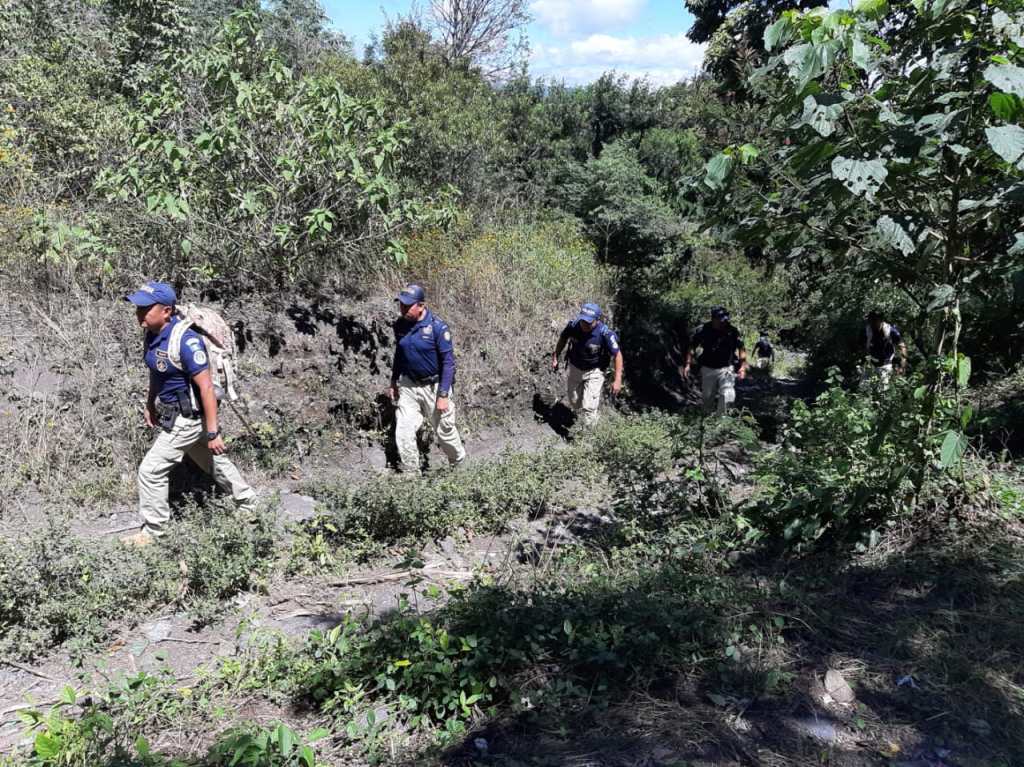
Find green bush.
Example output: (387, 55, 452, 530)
(9, 679, 326, 767)
(286, 554, 736, 740)
(0, 499, 276, 660)
(744, 373, 923, 546)
(299, 447, 590, 561)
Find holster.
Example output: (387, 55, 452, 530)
(156, 391, 198, 433)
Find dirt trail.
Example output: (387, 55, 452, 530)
(0, 413, 572, 751)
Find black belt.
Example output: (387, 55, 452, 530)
(406, 374, 439, 385)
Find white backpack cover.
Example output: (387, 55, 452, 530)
(167, 304, 240, 402)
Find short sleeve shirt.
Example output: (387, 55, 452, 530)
(561, 320, 621, 371)
(754, 338, 773, 358)
(692, 323, 743, 369)
(144, 317, 210, 404)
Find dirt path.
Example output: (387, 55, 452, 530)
(0, 412, 572, 751)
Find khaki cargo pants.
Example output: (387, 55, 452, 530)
(566, 362, 604, 426)
(138, 415, 256, 535)
(701, 366, 736, 415)
(395, 376, 466, 472)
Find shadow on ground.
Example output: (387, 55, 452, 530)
(414, 518, 1023, 767)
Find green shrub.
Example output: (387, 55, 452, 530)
(286, 553, 737, 740)
(744, 373, 924, 546)
(9, 680, 326, 767)
(299, 447, 592, 561)
(0, 499, 277, 660)
(205, 723, 328, 767)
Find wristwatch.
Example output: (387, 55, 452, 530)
(206, 429, 220, 441)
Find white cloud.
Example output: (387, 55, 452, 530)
(531, 32, 706, 86)
(530, 0, 647, 36)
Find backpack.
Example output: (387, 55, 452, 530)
(865, 321, 894, 363)
(597, 325, 619, 371)
(167, 304, 240, 402)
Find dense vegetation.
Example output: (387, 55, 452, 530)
(2, 0, 1024, 764)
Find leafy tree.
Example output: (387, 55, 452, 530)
(638, 126, 703, 185)
(367, 19, 510, 205)
(556, 140, 682, 268)
(685, 0, 818, 46)
(106, 0, 189, 91)
(705, 0, 1024, 482)
(99, 9, 449, 286)
(262, 0, 351, 73)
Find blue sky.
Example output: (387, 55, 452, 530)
(322, 0, 706, 86)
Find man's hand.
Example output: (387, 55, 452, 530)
(737, 366, 747, 381)
(436, 395, 450, 414)
(144, 404, 157, 428)
(611, 380, 622, 396)
(208, 435, 227, 455)
(680, 364, 691, 381)
(388, 383, 399, 402)
(551, 355, 560, 372)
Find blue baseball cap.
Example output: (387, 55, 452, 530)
(711, 306, 730, 322)
(576, 302, 601, 323)
(396, 284, 425, 305)
(125, 281, 177, 307)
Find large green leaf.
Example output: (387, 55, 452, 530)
(704, 153, 735, 190)
(939, 430, 967, 469)
(34, 734, 62, 759)
(876, 215, 915, 255)
(989, 92, 1022, 122)
(855, 0, 889, 18)
(993, 9, 1024, 47)
(956, 354, 971, 388)
(851, 36, 873, 71)
(800, 95, 845, 137)
(985, 125, 1024, 169)
(789, 140, 837, 176)
(927, 283, 955, 312)
(983, 64, 1024, 99)
(784, 41, 841, 90)
(764, 17, 791, 52)
(831, 156, 888, 198)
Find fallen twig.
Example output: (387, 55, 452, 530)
(2, 661, 55, 682)
(1, 698, 61, 717)
(101, 524, 142, 535)
(330, 568, 474, 587)
(28, 305, 72, 348)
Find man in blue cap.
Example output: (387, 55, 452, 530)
(122, 281, 256, 546)
(551, 302, 623, 425)
(681, 306, 747, 414)
(388, 284, 466, 472)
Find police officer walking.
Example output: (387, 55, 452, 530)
(389, 285, 466, 473)
(863, 310, 908, 385)
(681, 306, 747, 415)
(123, 282, 256, 546)
(551, 302, 623, 426)
(753, 332, 775, 371)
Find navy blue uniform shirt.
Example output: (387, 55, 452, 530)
(754, 337, 773, 358)
(391, 309, 456, 395)
(693, 322, 743, 369)
(144, 317, 210, 405)
(865, 324, 903, 365)
(559, 319, 621, 371)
